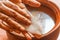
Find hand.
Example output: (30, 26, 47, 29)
(0, 1, 34, 40)
(10, 0, 41, 7)
(0, 0, 41, 40)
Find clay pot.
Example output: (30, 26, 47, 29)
(8, 0, 60, 40)
(26, 0, 60, 40)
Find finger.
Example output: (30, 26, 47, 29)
(22, 0, 41, 7)
(3, 1, 31, 20)
(33, 34, 42, 39)
(9, 0, 25, 9)
(0, 20, 24, 37)
(3, 2, 31, 25)
(0, 19, 21, 34)
(0, 13, 32, 40)
(0, 2, 31, 26)
(17, 3, 26, 9)
(0, 12, 25, 31)
(0, 20, 27, 37)
(22, 32, 32, 40)
(0, 20, 12, 33)
(28, 32, 34, 38)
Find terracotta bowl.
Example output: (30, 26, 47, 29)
(9, 0, 60, 40)
(26, 0, 60, 40)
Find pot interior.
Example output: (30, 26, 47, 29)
(26, 5, 56, 35)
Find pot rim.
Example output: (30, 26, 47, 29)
(37, 0, 60, 38)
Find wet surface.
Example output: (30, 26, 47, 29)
(26, 10, 55, 35)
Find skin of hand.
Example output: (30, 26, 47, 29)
(0, 1, 34, 40)
(0, 0, 41, 40)
(10, 0, 41, 7)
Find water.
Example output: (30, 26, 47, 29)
(26, 10, 55, 35)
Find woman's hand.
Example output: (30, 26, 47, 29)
(0, 1, 34, 40)
(0, 0, 41, 40)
